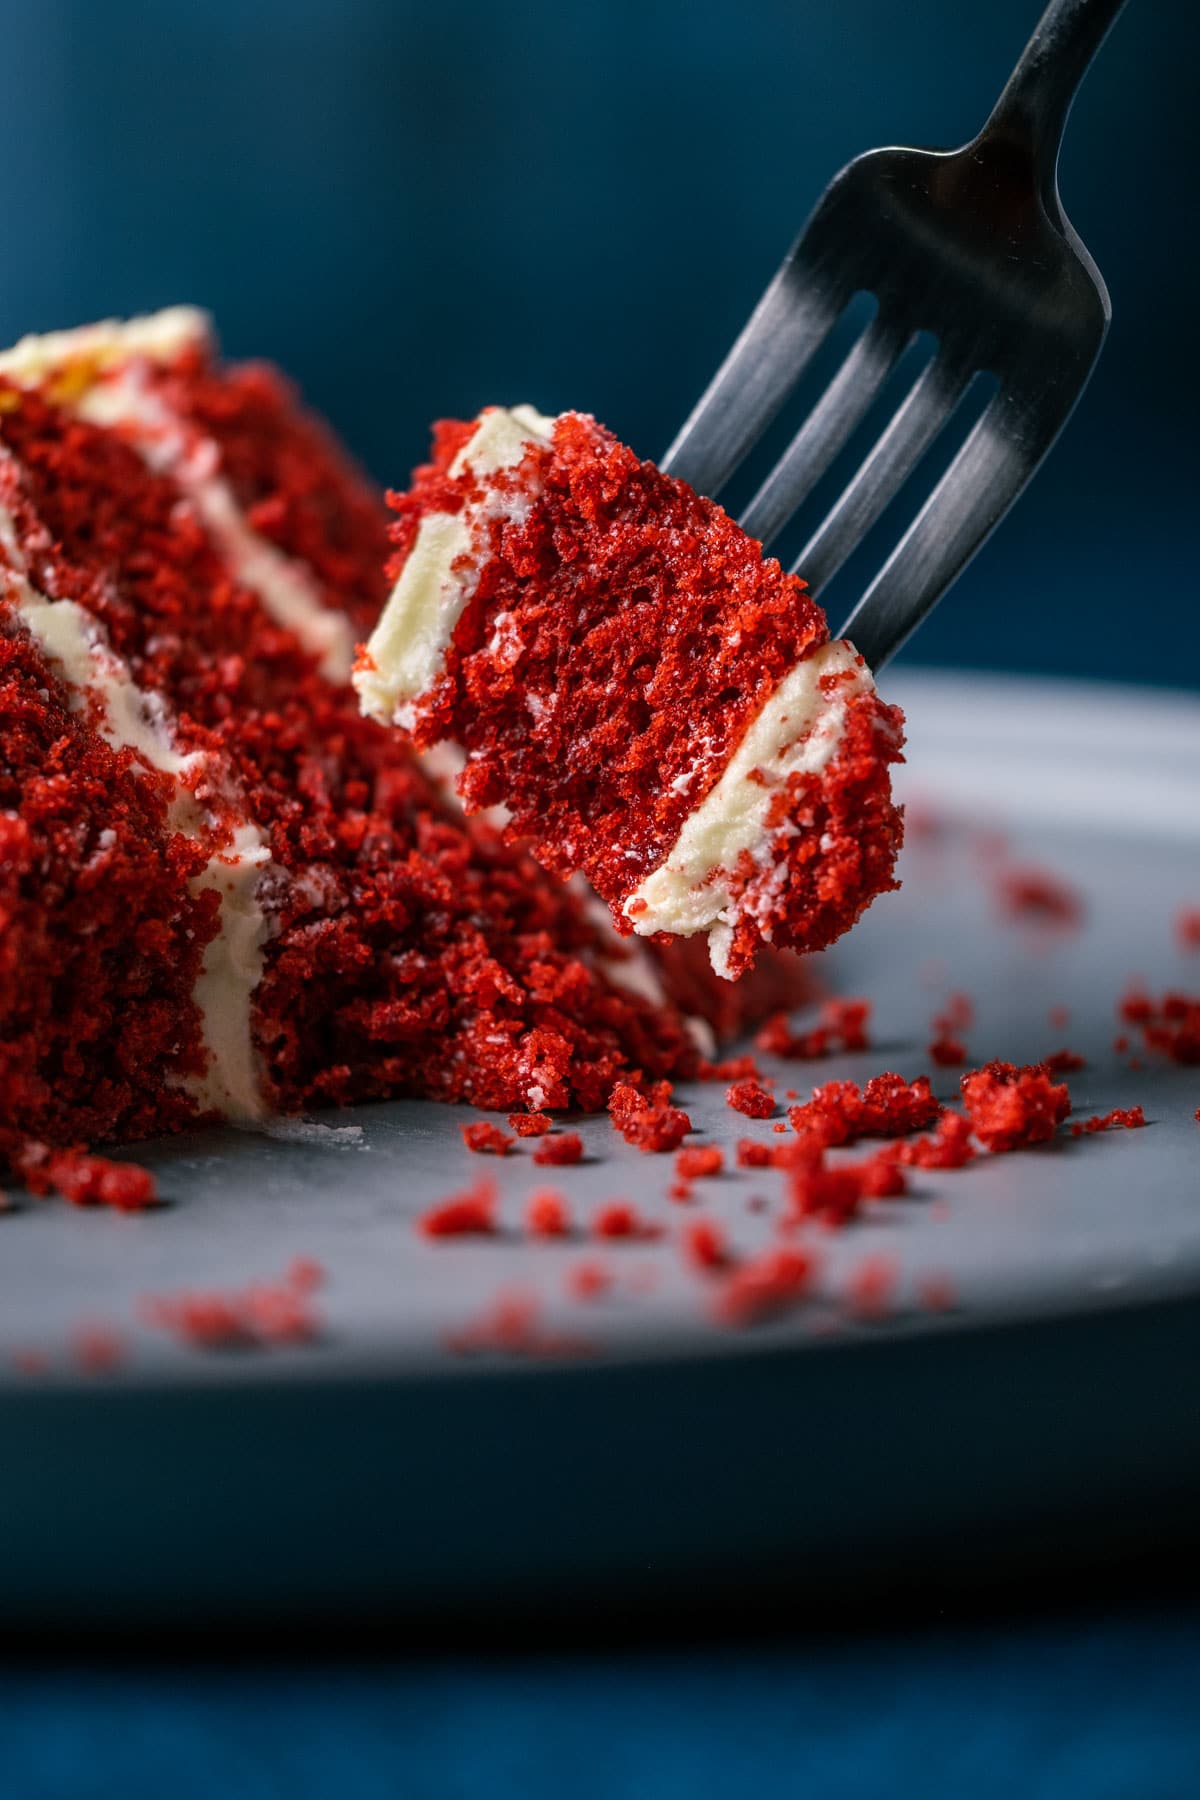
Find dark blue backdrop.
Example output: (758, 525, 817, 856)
(0, 0, 1193, 687)
(1, 10, 1198, 1787)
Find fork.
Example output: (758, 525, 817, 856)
(662, 0, 1128, 672)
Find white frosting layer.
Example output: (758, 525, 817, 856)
(0, 466, 271, 1120)
(186, 823, 273, 1118)
(624, 640, 872, 977)
(354, 404, 555, 727)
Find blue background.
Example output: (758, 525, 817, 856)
(1, 0, 1194, 687)
(1, 3, 1198, 1793)
(3, 1611, 1200, 1798)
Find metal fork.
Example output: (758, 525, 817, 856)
(662, 0, 1128, 672)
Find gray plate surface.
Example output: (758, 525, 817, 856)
(2, 670, 1198, 1627)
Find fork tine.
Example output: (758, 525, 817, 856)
(839, 388, 1068, 670)
(792, 347, 972, 596)
(740, 310, 909, 550)
(661, 262, 842, 498)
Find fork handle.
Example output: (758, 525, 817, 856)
(981, 0, 1128, 207)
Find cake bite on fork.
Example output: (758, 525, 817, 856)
(354, 408, 905, 979)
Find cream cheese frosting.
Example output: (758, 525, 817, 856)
(624, 641, 873, 976)
(354, 404, 555, 728)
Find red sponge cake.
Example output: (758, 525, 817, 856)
(355, 407, 904, 978)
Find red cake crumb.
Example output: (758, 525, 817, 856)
(1042, 1048, 1087, 1074)
(532, 1131, 585, 1166)
(681, 1217, 730, 1273)
(844, 1254, 900, 1320)
(285, 1255, 326, 1293)
(448, 1290, 538, 1351)
(783, 1136, 907, 1224)
(852, 1149, 910, 1199)
(448, 1289, 591, 1357)
(676, 1145, 723, 1180)
(608, 1081, 692, 1152)
(928, 1000, 978, 1065)
(996, 864, 1083, 928)
(714, 1245, 818, 1327)
(959, 1061, 1070, 1153)
(417, 1177, 498, 1236)
(933, 991, 974, 1031)
(508, 1112, 553, 1138)
(592, 1201, 661, 1241)
(822, 997, 872, 1051)
(1071, 1106, 1146, 1137)
(786, 1162, 865, 1229)
(929, 992, 972, 1066)
(697, 1054, 762, 1082)
(567, 1260, 612, 1301)
(70, 1323, 124, 1373)
(11, 1350, 49, 1377)
(726, 1080, 776, 1119)
(1048, 1005, 1071, 1031)
(858, 1074, 943, 1136)
(139, 1262, 322, 1350)
(755, 997, 872, 1060)
(788, 1073, 941, 1146)
(525, 1188, 572, 1237)
(916, 1272, 958, 1313)
(19, 1148, 160, 1213)
(736, 1133, 827, 1173)
(1117, 990, 1200, 1065)
(896, 1110, 976, 1168)
(788, 1083, 862, 1147)
(1113, 1034, 1130, 1054)
(461, 1121, 515, 1156)
(1176, 909, 1200, 952)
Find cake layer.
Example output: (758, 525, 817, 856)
(357, 409, 904, 977)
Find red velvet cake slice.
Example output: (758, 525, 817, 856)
(2, 314, 719, 1175)
(355, 408, 905, 978)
